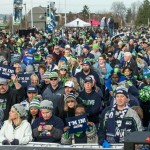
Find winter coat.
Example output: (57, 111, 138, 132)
(42, 84, 64, 112)
(93, 62, 113, 80)
(78, 90, 102, 124)
(32, 115, 64, 143)
(98, 107, 143, 143)
(0, 120, 32, 144)
(0, 87, 25, 121)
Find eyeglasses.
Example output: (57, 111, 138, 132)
(60, 69, 67, 71)
(50, 78, 57, 81)
(67, 100, 75, 103)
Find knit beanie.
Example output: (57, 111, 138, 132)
(65, 93, 76, 102)
(12, 104, 26, 118)
(115, 89, 128, 98)
(29, 99, 40, 109)
(40, 100, 53, 111)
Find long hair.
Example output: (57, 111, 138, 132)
(9, 108, 22, 126)
(64, 97, 77, 112)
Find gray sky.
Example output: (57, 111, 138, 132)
(0, 0, 143, 14)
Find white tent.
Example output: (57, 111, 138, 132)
(64, 18, 91, 27)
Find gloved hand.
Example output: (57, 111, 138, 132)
(102, 140, 111, 148)
(11, 139, 19, 145)
(2, 140, 10, 145)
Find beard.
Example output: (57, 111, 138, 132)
(83, 68, 90, 73)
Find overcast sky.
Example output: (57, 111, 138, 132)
(0, 0, 143, 14)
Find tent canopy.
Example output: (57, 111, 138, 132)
(64, 18, 91, 27)
(88, 19, 100, 26)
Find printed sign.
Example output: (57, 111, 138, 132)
(0, 64, 15, 79)
(66, 114, 88, 134)
(18, 74, 31, 87)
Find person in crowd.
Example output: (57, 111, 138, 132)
(0, 104, 32, 145)
(58, 64, 69, 86)
(106, 51, 120, 68)
(90, 43, 101, 61)
(121, 52, 138, 78)
(30, 73, 41, 94)
(55, 81, 76, 117)
(60, 93, 78, 125)
(13, 61, 22, 74)
(122, 67, 137, 87)
(77, 76, 102, 128)
(75, 56, 84, 75)
(40, 71, 51, 93)
(52, 45, 64, 65)
(61, 104, 98, 144)
(28, 99, 40, 125)
(42, 72, 64, 112)
(32, 100, 64, 143)
(98, 89, 143, 144)
(94, 55, 113, 80)
(69, 57, 79, 77)
(144, 47, 150, 66)
(81, 45, 94, 59)
(21, 85, 39, 112)
(38, 64, 47, 80)
(45, 54, 58, 72)
(0, 75, 25, 121)
(64, 45, 72, 62)
(75, 60, 101, 90)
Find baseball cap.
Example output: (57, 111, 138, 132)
(64, 81, 74, 88)
(0, 78, 8, 85)
(107, 51, 114, 57)
(27, 85, 38, 93)
(84, 76, 93, 83)
(49, 72, 59, 79)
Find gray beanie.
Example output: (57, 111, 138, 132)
(40, 100, 53, 111)
(12, 104, 26, 118)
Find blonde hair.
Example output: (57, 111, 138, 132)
(67, 77, 81, 92)
(64, 97, 77, 111)
(9, 108, 22, 126)
(58, 61, 66, 70)
(30, 73, 39, 85)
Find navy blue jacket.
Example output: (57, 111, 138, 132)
(32, 115, 64, 143)
(78, 90, 102, 124)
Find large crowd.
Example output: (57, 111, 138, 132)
(0, 20, 150, 146)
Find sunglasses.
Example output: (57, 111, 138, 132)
(50, 78, 57, 81)
(67, 100, 75, 103)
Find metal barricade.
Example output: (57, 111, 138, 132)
(0, 142, 124, 150)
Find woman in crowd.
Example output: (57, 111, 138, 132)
(58, 64, 69, 86)
(0, 104, 32, 145)
(28, 99, 40, 125)
(94, 55, 113, 80)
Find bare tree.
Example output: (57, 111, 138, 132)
(131, 1, 141, 21)
(111, 1, 126, 20)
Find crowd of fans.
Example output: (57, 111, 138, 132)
(0, 25, 149, 146)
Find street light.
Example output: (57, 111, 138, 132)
(23, 3, 27, 29)
(65, 0, 66, 25)
(30, 0, 33, 28)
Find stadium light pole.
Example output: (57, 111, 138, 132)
(31, 0, 33, 28)
(65, 0, 66, 26)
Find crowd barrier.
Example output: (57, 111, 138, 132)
(0, 143, 124, 150)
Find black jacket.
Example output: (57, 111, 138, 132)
(1, 87, 25, 120)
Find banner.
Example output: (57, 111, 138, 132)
(23, 56, 34, 66)
(66, 114, 88, 134)
(0, 64, 15, 79)
(18, 74, 31, 87)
